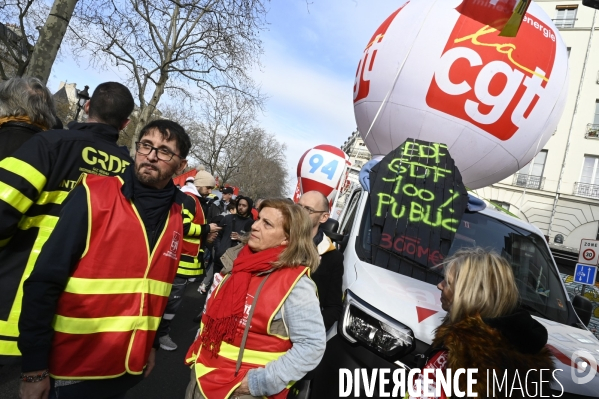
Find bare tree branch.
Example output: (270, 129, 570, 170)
(0, 0, 44, 79)
(68, 0, 266, 153)
(165, 89, 286, 198)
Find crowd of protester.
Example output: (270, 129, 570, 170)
(0, 76, 554, 399)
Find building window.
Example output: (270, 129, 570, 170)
(581, 156, 599, 185)
(513, 150, 547, 189)
(574, 156, 599, 198)
(586, 101, 599, 138)
(555, 5, 577, 28)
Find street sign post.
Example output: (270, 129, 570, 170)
(574, 263, 598, 285)
(574, 264, 598, 290)
(578, 239, 599, 265)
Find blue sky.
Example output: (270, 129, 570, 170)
(47, 0, 403, 194)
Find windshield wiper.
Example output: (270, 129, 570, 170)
(520, 303, 551, 320)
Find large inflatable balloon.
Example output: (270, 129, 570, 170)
(353, 0, 568, 189)
(296, 145, 351, 207)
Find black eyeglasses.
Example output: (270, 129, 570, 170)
(298, 204, 328, 214)
(135, 142, 180, 161)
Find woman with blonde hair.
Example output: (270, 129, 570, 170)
(411, 247, 554, 399)
(185, 199, 326, 399)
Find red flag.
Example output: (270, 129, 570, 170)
(292, 180, 301, 203)
(456, 0, 532, 37)
(173, 169, 197, 188)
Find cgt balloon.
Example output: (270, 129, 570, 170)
(353, 0, 568, 189)
(297, 145, 351, 207)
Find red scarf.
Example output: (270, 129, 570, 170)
(200, 244, 285, 356)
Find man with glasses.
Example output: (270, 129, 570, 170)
(298, 191, 344, 331)
(18, 120, 192, 399)
(0, 82, 134, 365)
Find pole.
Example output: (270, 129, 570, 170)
(74, 105, 81, 122)
(548, 10, 597, 239)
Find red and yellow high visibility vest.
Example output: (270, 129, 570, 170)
(185, 266, 308, 399)
(178, 193, 205, 277)
(49, 174, 183, 379)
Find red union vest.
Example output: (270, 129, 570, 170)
(49, 174, 183, 379)
(178, 193, 206, 277)
(185, 266, 308, 399)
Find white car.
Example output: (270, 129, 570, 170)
(310, 186, 599, 399)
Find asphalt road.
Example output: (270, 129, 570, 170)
(0, 280, 207, 399)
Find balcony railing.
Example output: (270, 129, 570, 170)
(552, 18, 577, 28)
(586, 124, 599, 139)
(573, 182, 599, 199)
(513, 173, 545, 190)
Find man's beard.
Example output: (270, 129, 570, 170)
(136, 162, 169, 186)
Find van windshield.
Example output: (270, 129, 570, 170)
(358, 200, 570, 324)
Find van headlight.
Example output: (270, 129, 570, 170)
(340, 290, 415, 359)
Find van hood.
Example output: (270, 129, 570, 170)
(347, 259, 599, 397)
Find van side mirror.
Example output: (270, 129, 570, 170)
(321, 218, 344, 243)
(572, 295, 593, 326)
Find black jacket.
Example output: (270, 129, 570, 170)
(214, 213, 253, 260)
(206, 198, 228, 221)
(0, 121, 44, 162)
(18, 170, 187, 391)
(311, 231, 344, 330)
(198, 195, 220, 223)
(0, 122, 132, 364)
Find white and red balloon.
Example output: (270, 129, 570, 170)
(353, 0, 568, 189)
(295, 145, 351, 207)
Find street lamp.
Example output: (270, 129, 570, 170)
(74, 85, 90, 122)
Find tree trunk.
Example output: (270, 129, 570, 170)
(25, 0, 79, 84)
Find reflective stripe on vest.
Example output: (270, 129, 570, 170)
(178, 236, 202, 276)
(177, 193, 205, 277)
(193, 266, 308, 399)
(0, 214, 59, 355)
(49, 174, 182, 379)
(177, 258, 203, 276)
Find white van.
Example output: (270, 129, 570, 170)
(311, 186, 599, 399)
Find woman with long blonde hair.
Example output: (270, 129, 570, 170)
(185, 199, 325, 399)
(411, 247, 554, 399)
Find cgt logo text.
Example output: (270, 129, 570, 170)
(339, 368, 569, 398)
(426, 14, 557, 141)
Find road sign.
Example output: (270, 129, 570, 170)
(578, 239, 599, 265)
(574, 263, 598, 286)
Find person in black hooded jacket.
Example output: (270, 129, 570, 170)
(212, 195, 254, 273)
(0, 81, 135, 366)
(409, 247, 554, 399)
